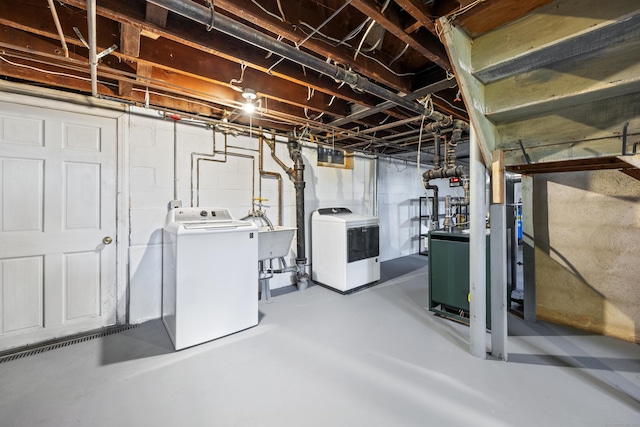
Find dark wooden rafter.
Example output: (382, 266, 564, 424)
(0, 26, 346, 120)
(54, 0, 396, 112)
(350, 0, 451, 71)
(393, 0, 437, 35)
(0, 2, 367, 119)
(145, 2, 168, 27)
(213, 0, 411, 93)
(0, 45, 320, 133)
(403, 20, 423, 34)
(118, 23, 140, 96)
(0, 0, 475, 157)
(435, 0, 556, 37)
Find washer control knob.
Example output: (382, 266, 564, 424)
(200, 210, 208, 217)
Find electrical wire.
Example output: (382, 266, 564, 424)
(267, 1, 352, 74)
(276, 0, 286, 22)
(354, 0, 391, 61)
(432, 93, 467, 114)
(229, 62, 247, 92)
(0, 54, 117, 87)
(251, 0, 284, 22)
(296, 21, 417, 77)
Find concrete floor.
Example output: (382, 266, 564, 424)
(1, 255, 639, 426)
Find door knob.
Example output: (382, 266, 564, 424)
(103, 236, 113, 245)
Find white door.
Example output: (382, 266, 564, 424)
(0, 99, 117, 351)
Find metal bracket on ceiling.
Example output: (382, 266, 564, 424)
(97, 44, 118, 59)
(518, 139, 532, 164)
(206, 0, 215, 31)
(72, 27, 117, 59)
(621, 122, 639, 156)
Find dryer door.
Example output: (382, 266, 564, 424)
(347, 225, 379, 263)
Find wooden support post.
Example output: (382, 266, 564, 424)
(120, 24, 141, 57)
(118, 24, 141, 97)
(492, 150, 504, 204)
(146, 3, 169, 27)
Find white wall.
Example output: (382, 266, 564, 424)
(377, 157, 466, 260)
(125, 109, 470, 322)
(127, 108, 385, 323)
(0, 86, 473, 330)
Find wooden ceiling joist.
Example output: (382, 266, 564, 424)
(350, 0, 451, 71)
(213, 0, 411, 93)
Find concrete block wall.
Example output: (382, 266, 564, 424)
(128, 108, 432, 323)
(532, 170, 640, 343)
(377, 157, 464, 260)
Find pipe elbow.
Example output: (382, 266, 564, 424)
(453, 119, 470, 132)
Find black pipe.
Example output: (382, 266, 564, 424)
(287, 138, 310, 289)
(423, 165, 466, 181)
(432, 133, 441, 169)
(146, 0, 430, 116)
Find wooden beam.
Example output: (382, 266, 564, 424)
(449, 0, 555, 38)
(393, 0, 437, 35)
(350, 0, 451, 71)
(0, 4, 360, 118)
(491, 149, 504, 204)
(209, 0, 411, 93)
(136, 61, 152, 80)
(120, 23, 140, 57)
(403, 20, 422, 34)
(118, 61, 135, 96)
(145, 2, 168, 27)
(622, 169, 640, 181)
(505, 156, 630, 174)
(56, 0, 384, 110)
(618, 154, 640, 170)
(438, 16, 494, 167)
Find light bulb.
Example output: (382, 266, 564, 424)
(244, 101, 255, 114)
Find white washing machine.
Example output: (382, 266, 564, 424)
(162, 207, 258, 350)
(311, 207, 380, 293)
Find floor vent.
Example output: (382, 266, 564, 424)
(0, 324, 139, 364)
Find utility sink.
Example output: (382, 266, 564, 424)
(258, 226, 296, 261)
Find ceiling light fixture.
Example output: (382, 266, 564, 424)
(242, 88, 257, 114)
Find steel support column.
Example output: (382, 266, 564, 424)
(469, 125, 486, 359)
(490, 203, 507, 360)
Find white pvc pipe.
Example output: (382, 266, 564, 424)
(87, 0, 98, 96)
(47, 0, 69, 58)
(469, 125, 487, 359)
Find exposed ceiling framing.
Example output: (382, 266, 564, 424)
(2, 0, 638, 170)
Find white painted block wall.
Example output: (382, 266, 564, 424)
(0, 88, 473, 329)
(127, 107, 466, 323)
(377, 157, 465, 260)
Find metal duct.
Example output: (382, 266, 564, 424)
(145, 0, 430, 116)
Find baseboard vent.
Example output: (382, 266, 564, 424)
(0, 324, 139, 364)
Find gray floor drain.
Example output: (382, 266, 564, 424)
(0, 324, 139, 364)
